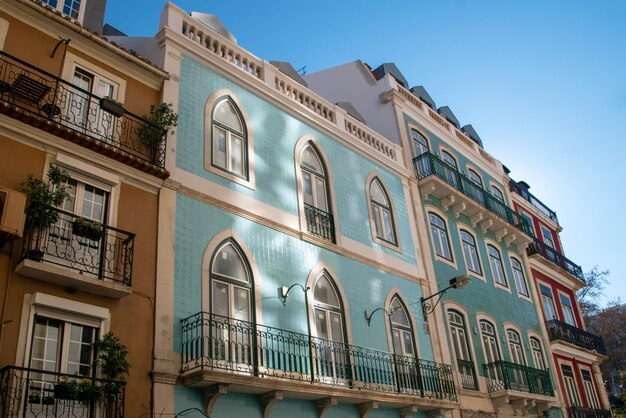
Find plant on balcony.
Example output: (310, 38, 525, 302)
(21, 164, 69, 261)
(54, 377, 101, 402)
(93, 332, 130, 399)
(99, 97, 126, 117)
(72, 217, 103, 241)
(138, 103, 178, 163)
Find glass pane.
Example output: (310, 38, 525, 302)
(314, 177, 328, 211)
(382, 209, 394, 242)
(301, 146, 323, 174)
(212, 126, 227, 169)
(214, 99, 242, 132)
(212, 243, 248, 282)
(402, 331, 415, 357)
(390, 299, 410, 326)
(329, 312, 344, 343)
(392, 329, 402, 355)
(442, 151, 457, 168)
(81, 184, 106, 221)
(233, 287, 250, 321)
(96, 79, 114, 98)
(212, 281, 229, 317)
(370, 180, 387, 205)
(315, 309, 328, 339)
(302, 172, 314, 205)
(230, 134, 244, 176)
(314, 275, 339, 307)
(373, 206, 383, 238)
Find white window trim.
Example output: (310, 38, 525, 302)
(519, 210, 536, 237)
(526, 331, 547, 371)
(16, 293, 110, 369)
(365, 172, 401, 251)
(557, 290, 578, 327)
(443, 301, 481, 392)
(476, 313, 504, 365)
(484, 239, 511, 294)
(439, 146, 459, 169)
(465, 165, 484, 188)
(61, 52, 126, 103)
(425, 206, 457, 269)
(204, 89, 255, 189)
(537, 280, 558, 321)
(558, 359, 583, 407)
(383, 289, 422, 360)
(44, 0, 88, 23)
(503, 323, 527, 365)
(407, 124, 431, 159)
(540, 224, 556, 248)
(489, 181, 507, 204)
(508, 252, 532, 302)
(579, 365, 601, 409)
(456, 224, 485, 281)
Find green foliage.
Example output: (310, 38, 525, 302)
(93, 332, 131, 381)
(139, 103, 178, 147)
(55, 377, 101, 401)
(21, 164, 69, 227)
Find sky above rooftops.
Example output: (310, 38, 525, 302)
(105, 0, 626, 305)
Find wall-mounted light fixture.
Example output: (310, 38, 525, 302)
(279, 283, 310, 306)
(421, 275, 470, 319)
(364, 307, 394, 326)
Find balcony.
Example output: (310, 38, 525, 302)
(413, 153, 534, 247)
(304, 204, 335, 243)
(16, 204, 134, 298)
(181, 313, 457, 407)
(0, 50, 167, 174)
(483, 361, 554, 396)
(509, 180, 559, 224)
(546, 320, 606, 355)
(457, 359, 478, 391)
(569, 406, 613, 418)
(527, 240, 585, 283)
(0, 366, 125, 418)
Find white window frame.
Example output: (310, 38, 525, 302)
(580, 367, 601, 409)
(366, 175, 400, 250)
(529, 336, 546, 370)
(490, 183, 505, 203)
(558, 291, 577, 327)
(428, 210, 454, 264)
(540, 225, 555, 249)
(539, 282, 558, 321)
(561, 362, 582, 407)
(510, 256, 530, 299)
(43, 0, 87, 24)
(486, 242, 509, 291)
(458, 227, 483, 278)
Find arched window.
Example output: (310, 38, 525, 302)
(506, 329, 525, 365)
(530, 337, 546, 370)
(411, 129, 429, 156)
(491, 185, 505, 202)
(460, 229, 481, 275)
(487, 244, 507, 287)
(510, 257, 529, 296)
(429, 213, 452, 261)
(389, 297, 416, 359)
(448, 310, 478, 390)
(301, 144, 334, 242)
(211, 97, 248, 179)
(480, 319, 501, 381)
(210, 240, 253, 364)
(369, 178, 396, 245)
(412, 130, 431, 176)
(467, 168, 483, 187)
(312, 272, 348, 379)
(441, 150, 460, 188)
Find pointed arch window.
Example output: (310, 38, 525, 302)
(389, 297, 416, 359)
(369, 178, 397, 245)
(312, 272, 348, 380)
(212, 97, 248, 179)
(301, 144, 335, 242)
(209, 240, 253, 365)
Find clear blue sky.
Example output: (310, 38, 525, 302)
(105, 1, 626, 305)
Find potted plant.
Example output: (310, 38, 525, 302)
(138, 103, 178, 164)
(72, 217, 103, 241)
(54, 377, 101, 402)
(21, 164, 69, 261)
(93, 332, 130, 402)
(99, 97, 125, 117)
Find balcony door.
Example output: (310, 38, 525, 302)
(411, 129, 430, 175)
(562, 364, 582, 407)
(506, 329, 528, 391)
(300, 144, 334, 242)
(312, 272, 349, 383)
(389, 297, 419, 394)
(539, 284, 558, 321)
(209, 240, 253, 370)
(448, 310, 477, 390)
(48, 174, 109, 277)
(480, 320, 501, 382)
(441, 150, 460, 189)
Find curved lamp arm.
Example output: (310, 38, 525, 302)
(364, 307, 394, 326)
(280, 283, 310, 306)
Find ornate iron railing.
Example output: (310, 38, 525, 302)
(0, 50, 166, 167)
(0, 366, 125, 418)
(413, 153, 534, 237)
(181, 312, 456, 400)
(483, 360, 554, 396)
(569, 406, 613, 418)
(303, 204, 335, 243)
(509, 180, 559, 224)
(457, 359, 478, 390)
(545, 320, 606, 355)
(21, 204, 135, 286)
(527, 240, 585, 282)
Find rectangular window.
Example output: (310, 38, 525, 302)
(541, 225, 555, 249)
(562, 365, 582, 407)
(581, 369, 600, 409)
(429, 213, 452, 261)
(461, 230, 481, 275)
(559, 294, 577, 326)
(511, 258, 529, 296)
(540, 284, 557, 320)
(487, 245, 507, 287)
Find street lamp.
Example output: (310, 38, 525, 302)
(364, 307, 395, 326)
(421, 275, 470, 319)
(279, 283, 310, 306)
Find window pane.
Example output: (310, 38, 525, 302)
(390, 299, 409, 326)
(329, 312, 344, 343)
(212, 281, 229, 317)
(301, 146, 323, 174)
(233, 287, 250, 321)
(212, 244, 248, 282)
(230, 134, 244, 176)
(314, 177, 328, 212)
(382, 209, 394, 243)
(370, 180, 387, 205)
(213, 126, 227, 169)
(302, 172, 314, 205)
(314, 275, 339, 307)
(373, 206, 383, 238)
(214, 99, 242, 132)
(315, 309, 328, 339)
(402, 331, 415, 357)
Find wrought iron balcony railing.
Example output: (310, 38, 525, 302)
(181, 312, 457, 401)
(0, 50, 166, 168)
(413, 153, 534, 237)
(457, 359, 478, 390)
(546, 320, 606, 355)
(569, 406, 613, 418)
(0, 366, 125, 418)
(509, 180, 559, 224)
(527, 240, 585, 282)
(21, 204, 135, 286)
(483, 360, 554, 396)
(304, 204, 335, 243)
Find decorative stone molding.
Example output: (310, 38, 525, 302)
(399, 405, 418, 418)
(358, 401, 379, 418)
(504, 234, 516, 248)
(480, 219, 493, 233)
(460, 409, 497, 418)
(470, 212, 483, 227)
(420, 183, 436, 199)
(453, 202, 467, 218)
(315, 397, 337, 418)
(495, 228, 508, 242)
(492, 394, 509, 410)
(203, 383, 228, 417)
(442, 194, 456, 211)
(511, 398, 535, 416)
(426, 408, 446, 418)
